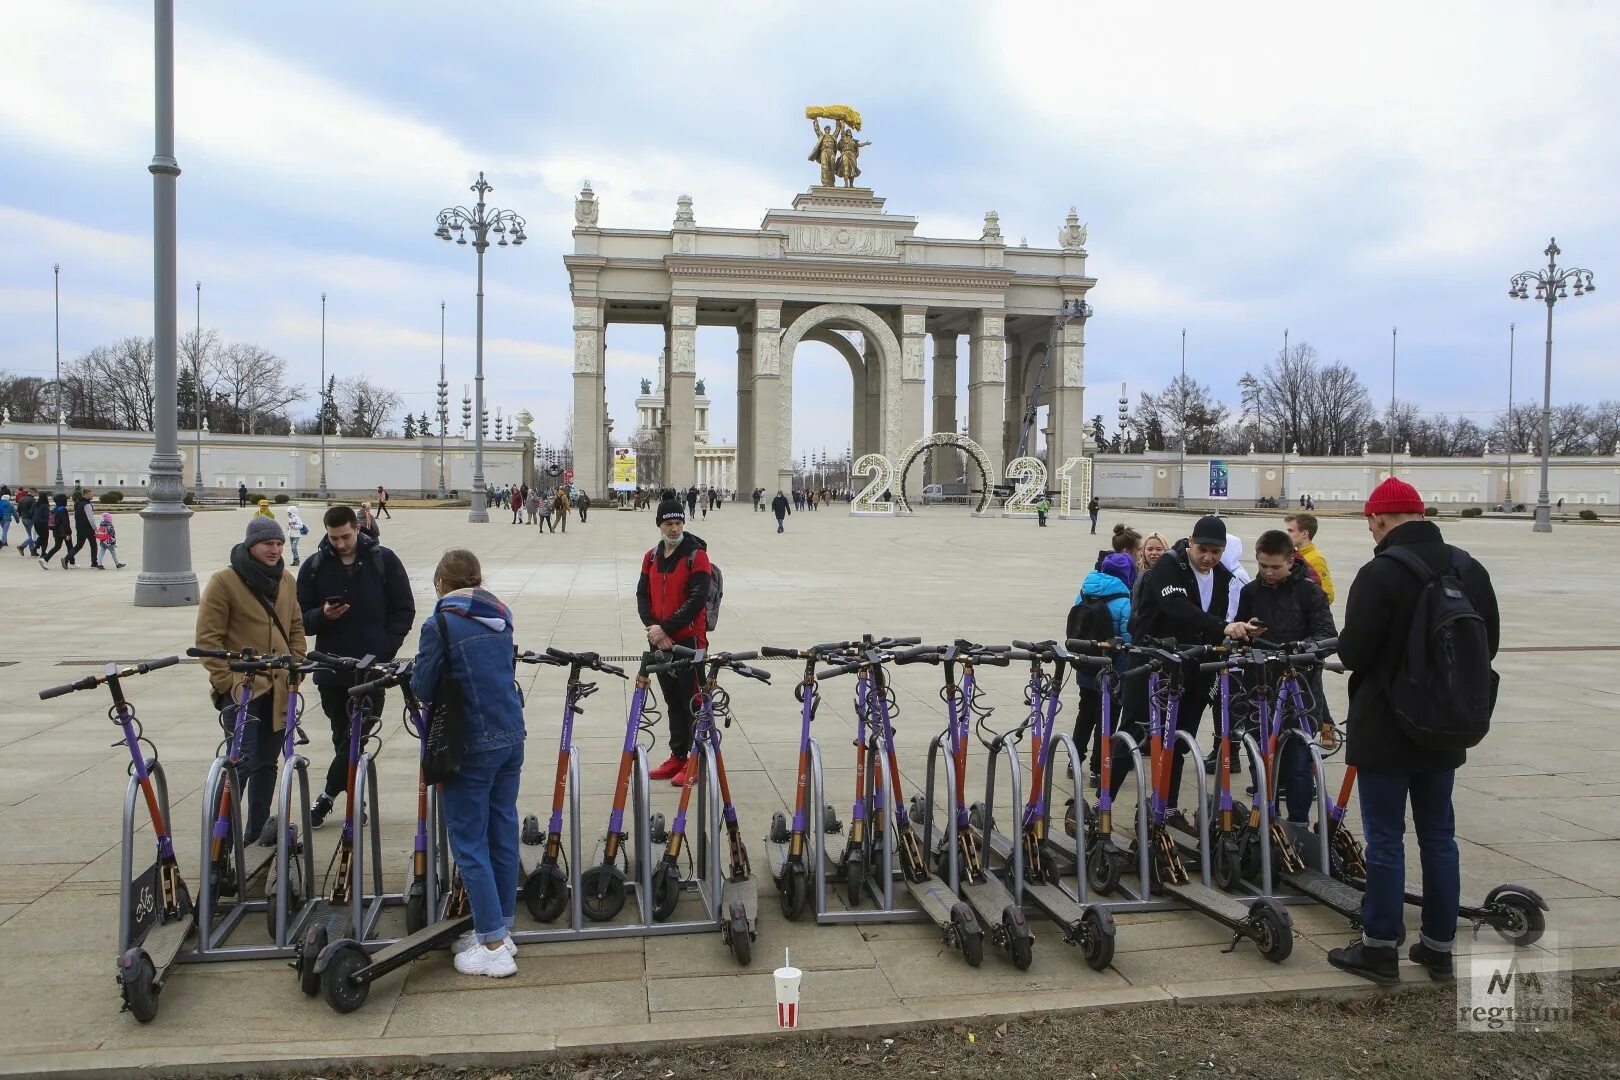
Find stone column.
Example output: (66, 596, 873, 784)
(1003, 331, 1025, 466)
(570, 299, 606, 497)
(849, 351, 869, 459)
(751, 300, 784, 493)
(736, 322, 754, 494)
(666, 300, 697, 490)
(899, 306, 927, 460)
(862, 338, 883, 461)
(1048, 308, 1088, 483)
(932, 332, 958, 436)
(967, 310, 1006, 480)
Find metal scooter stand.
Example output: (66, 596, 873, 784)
(265, 751, 319, 948)
(116, 760, 194, 982)
(808, 737, 926, 926)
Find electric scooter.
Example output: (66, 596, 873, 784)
(292, 650, 381, 996)
(821, 645, 986, 966)
(263, 655, 319, 944)
(976, 640, 1117, 970)
(578, 651, 664, 922)
(40, 656, 190, 1022)
(1111, 639, 1294, 962)
(899, 641, 1036, 969)
(399, 664, 443, 935)
(759, 641, 852, 920)
(521, 648, 627, 921)
(645, 647, 772, 965)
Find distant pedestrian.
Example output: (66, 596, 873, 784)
(554, 489, 571, 533)
(16, 489, 38, 556)
(1036, 493, 1051, 527)
(38, 493, 72, 569)
(29, 491, 52, 562)
(376, 486, 391, 519)
(96, 512, 126, 569)
(538, 492, 555, 533)
(256, 498, 274, 519)
(286, 505, 308, 566)
(772, 490, 790, 533)
(237, 481, 248, 507)
(577, 491, 591, 524)
(0, 491, 14, 550)
(511, 487, 524, 524)
(686, 485, 699, 518)
(358, 501, 381, 540)
(1087, 496, 1100, 534)
(67, 488, 101, 568)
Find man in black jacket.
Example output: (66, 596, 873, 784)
(1130, 516, 1260, 818)
(1235, 529, 1337, 824)
(66, 487, 100, 568)
(637, 498, 712, 784)
(296, 504, 416, 826)
(1327, 478, 1499, 986)
(771, 490, 790, 533)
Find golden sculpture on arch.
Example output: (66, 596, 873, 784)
(806, 105, 869, 188)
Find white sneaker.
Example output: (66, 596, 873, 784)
(454, 941, 517, 978)
(454, 930, 516, 957)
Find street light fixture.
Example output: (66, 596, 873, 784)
(1510, 237, 1596, 533)
(1116, 382, 1130, 454)
(435, 171, 526, 523)
(1389, 327, 1398, 471)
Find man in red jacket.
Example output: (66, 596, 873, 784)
(638, 497, 713, 784)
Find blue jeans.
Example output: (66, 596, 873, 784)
(441, 742, 523, 943)
(1280, 736, 1315, 824)
(1357, 768, 1459, 951)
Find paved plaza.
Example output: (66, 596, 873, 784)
(2, 503, 1617, 1076)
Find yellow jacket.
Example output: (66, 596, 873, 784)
(1298, 541, 1335, 605)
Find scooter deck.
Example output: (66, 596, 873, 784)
(142, 916, 194, 972)
(721, 876, 758, 923)
(960, 876, 1018, 922)
(1281, 867, 1363, 918)
(364, 914, 473, 970)
(765, 838, 819, 883)
(1020, 879, 1088, 927)
(905, 875, 963, 925)
(1159, 878, 1254, 922)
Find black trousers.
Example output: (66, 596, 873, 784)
(656, 666, 703, 759)
(235, 692, 281, 842)
(317, 680, 386, 799)
(578, 505, 588, 523)
(377, 502, 390, 519)
(41, 528, 71, 561)
(69, 522, 100, 565)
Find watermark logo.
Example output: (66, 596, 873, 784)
(1457, 933, 1570, 1032)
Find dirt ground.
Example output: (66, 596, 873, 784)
(244, 977, 1620, 1080)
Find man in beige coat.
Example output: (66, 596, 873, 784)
(195, 516, 306, 845)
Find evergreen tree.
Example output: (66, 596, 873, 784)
(402, 414, 417, 439)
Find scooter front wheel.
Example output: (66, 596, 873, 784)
(726, 901, 752, 966)
(951, 903, 984, 968)
(1212, 837, 1243, 893)
(843, 850, 867, 908)
(298, 921, 330, 996)
(779, 862, 810, 921)
(523, 862, 571, 923)
(1250, 903, 1293, 964)
(650, 862, 682, 921)
(321, 942, 370, 1014)
(265, 854, 306, 940)
(1086, 844, 1122, 896)
(1491, 892, 1547, 947)
(579, 865, 626, 923)
(1002, 907, 1033, 971)
(1079, 906, 1116, 972)
(119, 948, 159, 1023)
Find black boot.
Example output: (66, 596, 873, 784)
(1408, 941, 1455, 981)
(1327, 939, 1399, 986)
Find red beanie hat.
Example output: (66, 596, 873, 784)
(1364, 476, 1425, 516)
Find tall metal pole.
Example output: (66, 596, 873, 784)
(193, 280, 203, 497)
(319, 293, 328, 500)
(135, 0, 197, 606)
(1279, 328, 1288, 506)
(53, 263, 63, 488)
(1505, 322, 1515, 505)
(1536, 288, 1555, 533)
(471, 228, 488, 522)
(1176, 328, 1186, 508)
(1389, 327, 1398, 470)
(438, 300, 448, 498)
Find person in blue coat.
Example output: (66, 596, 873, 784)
(410, 548, 525, 979)
(1070, 552, 1135, 787)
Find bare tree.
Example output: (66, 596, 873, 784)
(332, 375, 402, 438)
(209, 343, 303, 434)
(1241, 341, 1373, 456)
(0, 371, 53, 423)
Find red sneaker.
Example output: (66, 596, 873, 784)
(649, 754, 686, 781)
(670, 769, 693, 788)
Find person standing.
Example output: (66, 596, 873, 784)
(771, 490, 790, 533)
(295, 504, 415, 827)
(685, 485, 699, 519)
(1087, 495, 1100, 534)
(15, 488, 37, 556)
(194, 516, 306, 845)
(34, 492, 62, 568)
(0, 490, 14, 550)
(554, 488, 570, 533)
(1035, 492, 1051, 527)
(639, 498, 713, 785)
(1069, 552, 1134, 782)
(538, 491, 555, 533)
(410, 548, 524, 977)
(1130, 516, 1260, 819)
(255, 497, 274, 520)
(357, 501, 381, 540)
(1284, 512, 1336, 605)
(237, 481, 248, 508)
(577, 490, 591, 524)
(1328, 478, 1499, 986)
(67, 487, 101, 568)
(511, 486, 524, 524)
(285, 505, 309, 566)
(375, 486, 391, 519)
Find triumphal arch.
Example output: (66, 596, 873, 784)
(565, 108, 1097, 501)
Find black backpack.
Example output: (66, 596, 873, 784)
(1380, 546, 1498, 751)
(1066, 595, 1117, 645)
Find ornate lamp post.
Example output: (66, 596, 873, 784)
(53, 263, 63, 489)
(435, 171, 526, 522)
(193, 280, 203, 498)
(1505, 322, 1515, 506)
(461, 386, 472, 439)
(437, 301, 448, 498)
(1510, 237, 1596, 533)
(319, 293, 329, 501)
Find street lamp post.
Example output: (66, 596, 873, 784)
(53, 263, 63, 489)
(135, 0, 198, 606)
(1505, 322, 1515, 506)
(319, 293, 329, 501)
(1176, 328, 1187, 509)
(437, 301, 448, 498)
(1116, 383, 1130, 455)
(193, 281, 203, 498)
(1389, 327, 1398, 470)
(1278, 328, 1288, 507)
(1510, 237, 1596, 533)
(435, 172, 526, 523)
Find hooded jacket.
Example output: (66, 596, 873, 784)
(1337, 519, 1499, 773)
(409, 588, 524, 754)
(1075, 570, 1133, 641)
(1131, 538, 1234, 645)
(1234, 559, 1335, 646)
(1296, 541, 1335, 604)
(637, 532, 711, 644)
(295, 531, 415, 684)
(194, 557, 306, 727)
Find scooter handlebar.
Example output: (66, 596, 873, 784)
(816, 660, 864, 680)
(350, 661, 411, 697)
(893, 644, 942, 664)
(714, 650, 759, 664)
(39, 674, 98, 699)
(306, 650, 361, 669)
(186, 646, 233, 659)
(39, 654, 182, 700)
(760, 645, 801, 658)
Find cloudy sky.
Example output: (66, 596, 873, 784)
(2, 1, 1616, 459)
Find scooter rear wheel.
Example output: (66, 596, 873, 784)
(727, 901, 752, 966)
(779, 863, 810, 921)
(1079, 906, 1116, 971)
(579, 865, 627, 922)
(321, 943, 370, 1014)
(1212, 837, 1243, 893)
(650, 863, 682, 921)
(1492, 892, 1546, 947)
(298, 921, 329, 996)
(403, 877, 427, 935)
(952, 903, 984, 967)
(844, 850, 867, 908)
(120, 949, 159, 1023)
(523, 862, 571, 923)
(1002, 907, 1033, 971)
(1251, 905, 1293, 964)
(1086, 844, 1122, 896)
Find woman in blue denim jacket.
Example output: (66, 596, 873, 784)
(410, 548, 526, 978)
